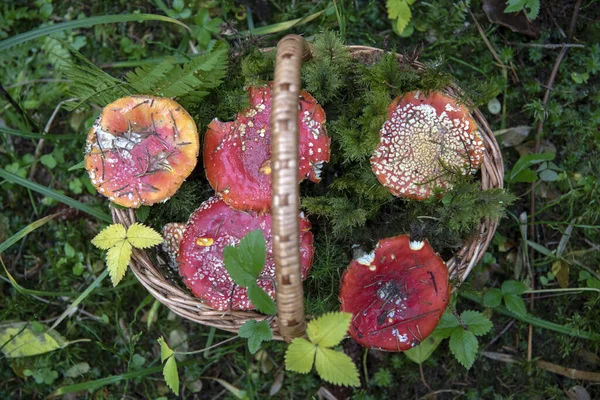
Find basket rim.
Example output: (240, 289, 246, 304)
(111, 43, 504, 340)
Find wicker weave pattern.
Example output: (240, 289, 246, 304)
(111, 37, 504, 340)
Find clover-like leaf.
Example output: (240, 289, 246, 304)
(504, 294, 527, 316)
(306, 312, 352, 348)
(163, 355, 179, 395)
(91, 224, 126, 250)
(483, 288, 503, 308)
(126, 223, 163, 249)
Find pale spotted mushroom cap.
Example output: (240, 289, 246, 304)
(203, 83, 330, 213)
(177, 197, 315, 311)
(85, 96, 199, 208)
(370, 91, 485, 200)
(162, 222, 186, 270)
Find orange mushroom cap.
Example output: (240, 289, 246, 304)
(177, 197, 315, 311)
(203, 84, 330, 213)
(85, 96, 199, 208)
(370, 91, 485, 200)
(340, 235, 449, 351)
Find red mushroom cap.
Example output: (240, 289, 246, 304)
(203, 84, 330, 213)
(85, 96, 199, 208)
(340, 235, 449, 351)
(177, 196, 314, 311)
(370, 91, 485, 200)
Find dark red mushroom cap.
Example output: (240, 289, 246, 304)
(370, 91, 485, 200)
(340, 235, 449, 351)
(177, 196, 315, 311)
(203, 84, 330, 213)
(85, 96, 199, 207)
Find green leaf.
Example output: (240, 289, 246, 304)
(501, 280, 529, 295)
(0, 323, 67, 358)
(126, 223, 163, 249)
(0, 14, 190, 52)
(40, 154, 57, 169)
(246, 283, 277, 315)
(431, 309, 460, 339)
(135, 206, 150, 223)
(0, 213, 60, 255)
(539, 169, 558, 182)
(242, 5, 332, 36)
(306, 312, 352, 348)
(449, 329, 478, 369)
(91, 224, 127, 250)
(163, 356, 179, 395)
(223, 230, 267, 287)
(387, 0, 412, 34)
(510, 168, 538, 183)
(404, 335, 442, 364)
(157, 336, 174, 363)
(460, 311, 493, 336)
(238, 320, 273, 354)
(285, 338, 316, 374)
(68, 160, 86, 171)
(483, 288, 503, 308)
(504, 0, 540, 19)
(106, 240, 133, 286)
(314, 347, 360, 387)
(508, 153, 555, 182)
(65, 362, 91, 378)
(503, 294, 527, 316)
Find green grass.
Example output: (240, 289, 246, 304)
(1, 0, 599, 399)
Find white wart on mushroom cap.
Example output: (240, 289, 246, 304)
(370, 91, 485, 200)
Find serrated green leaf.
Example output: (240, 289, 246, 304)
(285, 338, 316, 374)
(449, 329, 478, 369)
(387, 0, 412, 34)
(106, 240, 132, 286)
(246, 283, 277, 315)
(238, 320, 273, 354)
(163, 356, 179, 395)
(504, 0, 528, 13)
(126, 223, 163, 249)
(501, 280, 529, 295)
(92, 224, 127, 250)
(504, 294, 527, 316)
(483, 288, 503, 308)
(0, 323, 66, 358)
(157, 336, 174, 363)
(134, 206, 150, 223)
(431, 309, 460, 339)
(306, 312, 352, 348)
(460, 311, 493, 336)
(314, 347, 360, 387)
(404, 335, 442, 364)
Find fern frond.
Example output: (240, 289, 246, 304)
(125, 59, 174, 94)
(53, 39, 130, 110)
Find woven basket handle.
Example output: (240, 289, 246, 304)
(271, 35, 311, 340)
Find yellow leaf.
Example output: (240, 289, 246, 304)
(106, 240, 132, 286)
(314, 347, 360, 387)
(552, 260, 569, 288)
(91, 224, 126, 250)
(126, 223, 164, 249)
(0, 323, 66, 358)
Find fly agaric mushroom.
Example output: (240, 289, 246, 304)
(203, 84, 330, 213)
(370, 91, 485, 200)
(162, 222, 186, 269)
(340, 234, 449, 351)
(85, 96, 199, 208)
(177, 196, 314, 311)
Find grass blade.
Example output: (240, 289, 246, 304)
(0, 14, 190, 52)
(0, 213, 59, 254)
(0, 257, 78, 297)
(0, 169, 112, 223)
(0, 126, 82, 141)
(241, 4, 332, 36)
(49, 359, 195, 396)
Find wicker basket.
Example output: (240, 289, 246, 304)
(111, 35, 504, 341)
